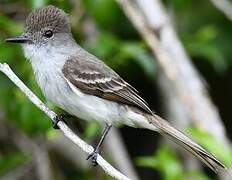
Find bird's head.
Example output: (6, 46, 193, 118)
(6, 5, 74, 60)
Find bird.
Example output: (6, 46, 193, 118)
(5, 5, 225, 173)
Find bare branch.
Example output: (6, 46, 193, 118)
(115, 1, 232, 178)
(115, 0, 229, 144)
(0, 63, 130, 180)
(210, 0, 232, 22)
(48, 134, 89, 170)
(105, 128, 139, 180)
(33, 142, 53, 180)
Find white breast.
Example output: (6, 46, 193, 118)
(23, 43, 122, 123)
(22, 43, 155, 129)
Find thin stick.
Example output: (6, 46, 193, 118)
(210, 0, 232, 22)
(0, 63, 130, 180)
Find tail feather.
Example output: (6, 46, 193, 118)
(149, 114, 226, 173)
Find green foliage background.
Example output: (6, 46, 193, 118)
(0, 0, 232, 179)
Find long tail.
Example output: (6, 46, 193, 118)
(147, 114, 226, 173)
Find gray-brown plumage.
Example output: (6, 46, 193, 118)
(62, 52, 153, 114)
(6, 5, 226, 173)
(25, 5, 70, 33)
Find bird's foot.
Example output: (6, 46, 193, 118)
(86, 149, 99, 166)
(52, 113, 68, 129)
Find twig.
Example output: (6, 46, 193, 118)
(210, 0, 232, 22)
(105, 128, 139, 180)
(0, 63, 130, 180)
(33, 141, 53, 180)
(48, 133, 89, 169)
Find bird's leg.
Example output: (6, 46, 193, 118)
(52, 113, 72, 129)
(86, 123, 112, 166)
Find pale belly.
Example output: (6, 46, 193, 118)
(58, 86, 126, 125)
(35, 68, 154, 129)
(56, 87, 155, 130)
(38, 71, 128, 125)
(53, 82, 154, 129)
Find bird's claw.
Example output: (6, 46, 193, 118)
(86, 150, 99, 166)
(52, 113, 66, 129)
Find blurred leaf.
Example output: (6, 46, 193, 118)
(0, 45, 22, 64)
(0, 80, 50, 134)
(183, 25, 227, 73)
(27, 0, 48, 9)
(136, 155, 158, 169)
(0, 152, 27, 176)
(81, 0, 122, 29)
(120, 43, 156, 78)
(84, 33, 155, 78)
(84, 33, 121, 59)
(83, 122, 101, 140)
(136, 145, 210, 180)
(0, 16, 23, 35)
(47, 128, 60, 139)
(136, 146, 183, 180)
(81, 0, 136, 37)
(194, 25, 217, 43)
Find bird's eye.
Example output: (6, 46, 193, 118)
(44, 30, 53, 38)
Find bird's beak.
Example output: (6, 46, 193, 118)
(5, 35, 32, 44)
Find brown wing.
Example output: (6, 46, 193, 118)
(62, 55, 153, 114)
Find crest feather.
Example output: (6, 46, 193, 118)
(25, 5, 70, 33)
